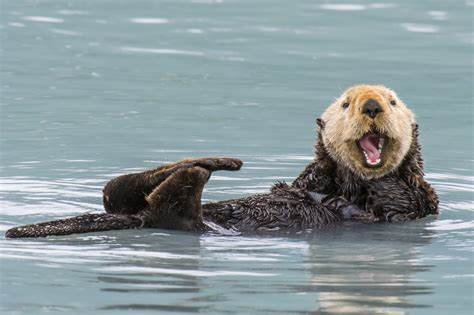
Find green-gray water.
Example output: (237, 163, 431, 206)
(1, 0, 473, 314)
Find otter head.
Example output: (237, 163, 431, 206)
(320, 85, 415, 179)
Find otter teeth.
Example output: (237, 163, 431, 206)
(367, 157, 381, 166)
(362, 150, 382, 166)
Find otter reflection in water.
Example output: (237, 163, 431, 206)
(304, 221, 436, 314)
(6, 85, 438, 238)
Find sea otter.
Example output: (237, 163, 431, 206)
(5, 85, 439, 238)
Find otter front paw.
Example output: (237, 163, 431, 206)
(341, 204, 379, 223)
(319, 195, 379, 223)
(383, 211, 418, 222)
(365, 185, 385, 219)
(365, 179, 417, 222)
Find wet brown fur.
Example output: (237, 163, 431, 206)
(5, 85, 439, 238)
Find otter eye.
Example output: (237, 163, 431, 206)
(390, 100, 396, 106)
(342, 102, 350, 109)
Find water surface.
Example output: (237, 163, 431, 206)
(1, 0, 473, 314)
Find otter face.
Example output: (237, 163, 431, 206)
(321, 85, 415, 179)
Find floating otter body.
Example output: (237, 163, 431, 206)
(5, 85, 439, 238)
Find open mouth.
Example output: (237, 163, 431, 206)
(358, 133, 386, 167)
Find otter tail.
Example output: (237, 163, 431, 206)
(5, 213, 144, 238)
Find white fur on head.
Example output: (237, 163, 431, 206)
(321, 85, 415, 179)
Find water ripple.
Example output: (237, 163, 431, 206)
(129, 18, 170, 24)
(50, 29, 82, 36)
(22, 16, 64, 23)
(319, 3, 396, 11)
(57, 10, 88, 16)
(121, 46, 204, 56)
(8, 22, 25, 28)
(95, 266, 277, 277)
(427, 219, 474, 231)
(401, 23, 439, 34)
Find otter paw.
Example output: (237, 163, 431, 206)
(350, 211, 380, 223)
(144, 166, 211, 231)
(365, 183, 386, 219)
(341, 204, 379, 222)
(384, 211, 418, 222)
(183, 157, 243, 172)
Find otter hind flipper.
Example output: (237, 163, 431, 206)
(187, 157, 243, 172)
(5, 213, 144, 238)
(143, 166, 211, 231)
(103, 157, 242, 215)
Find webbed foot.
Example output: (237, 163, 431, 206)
(142, 166, 211, 231)
(175, 157, 243, 172)
(103, 157, 242, 215)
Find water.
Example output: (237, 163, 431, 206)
(0, 0, 473, 314)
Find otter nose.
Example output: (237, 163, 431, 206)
(362, 99, 383, 119)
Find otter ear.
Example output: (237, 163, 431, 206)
(316, 118, 325, 130)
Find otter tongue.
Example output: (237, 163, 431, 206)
(359, 134, 380, 163)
